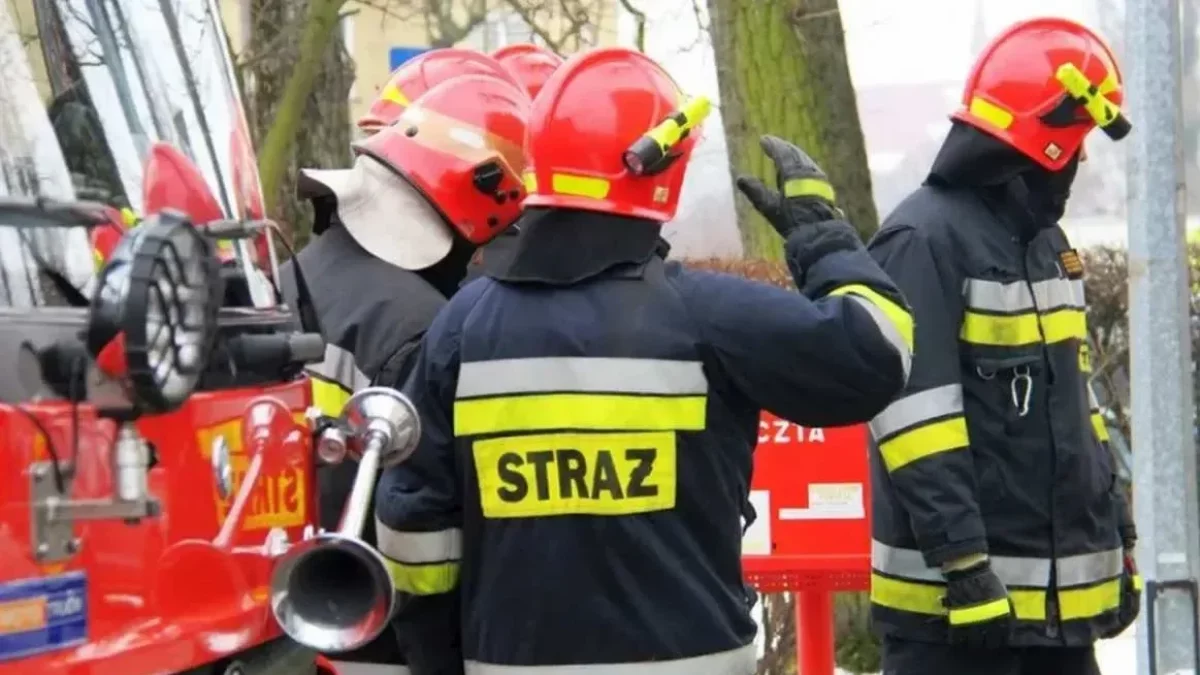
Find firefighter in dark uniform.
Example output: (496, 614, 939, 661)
(373, 47, 912, 674)
(865, 18, 1141, 675)
(280, 73, 531, 675)
(460, 43, 564, 287)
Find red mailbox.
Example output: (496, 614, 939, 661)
(743, 412, 871, 674)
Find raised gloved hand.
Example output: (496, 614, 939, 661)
(735, 135, 846, 239)
(942, 557, 1014, 648)
(1103, 546, 1143, 638)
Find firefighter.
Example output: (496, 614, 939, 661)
(865, 18, 1140, 675)
(280, 73, 531, 675)
(374, 46, 912, 673)
(357, 48, 521, 135)
(461, 43, 565, 286)
(491, 43, 564, 99)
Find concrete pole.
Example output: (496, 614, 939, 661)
(1126, 0, 1200, 673)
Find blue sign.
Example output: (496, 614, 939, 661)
(389, 47, 431, 72)
(0, 572, 87, 662)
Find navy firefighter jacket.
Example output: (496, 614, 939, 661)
(374, 211, 912, 674)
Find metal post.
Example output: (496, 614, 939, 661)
(1126, 0, 1200, 673)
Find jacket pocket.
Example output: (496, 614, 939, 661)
(965, 353, 1044, 434)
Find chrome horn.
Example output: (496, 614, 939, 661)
(269, 387, 420, 653)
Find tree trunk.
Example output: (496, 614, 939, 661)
(254, 0, 348, 221)
(243, 0, 354, 249)
(707, 0, 882, 671)
(708, 0, 878, 259)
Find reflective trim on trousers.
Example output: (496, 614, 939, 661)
(330, 662, 412, 675)
(455, 357, 709, 398)
(374, 520, 462, 565)
(464, 643, 756, 675)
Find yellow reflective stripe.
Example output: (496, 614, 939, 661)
(551, 173, 610, 199)
(877, 416, 969, 472)
(948, 597, 1010, 626)
(960, 312, 1042, 346)
(829, 284, 915, 352)
(383, 558, 459, 595)
(782, 177, 836, 202)
(1091, 412, 1110, 443)
(1132, 574, 1144, 592)
(968, 96, 1014, 130)
(1039, 308, 1087, 343)
(453, 393, 706, 436)
(1059, 578, 1122, 621)
(870, 573, 1048, 621)
(380, 82, 409, 106)
(92, 248, 104, 272)
(311, 378, 352, 417)
(960, 309, 1086, 346)
(523, 170, 537, 192)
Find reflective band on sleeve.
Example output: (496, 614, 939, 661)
(307, 344, 371, 417)
(383, 558, 459, 596)
(876, 416, 969, 472)
(1056, 548, 1123, 588)
(1133, 574, 1144, 592)
(1091, 413, 1110, 442)
(870, 573, 1050, 621)
(948, 597, 1010, 626)
(375, 520, 462, 565)
(464, 644, 756, 675)
(453, 357, 708, 437)
(311, 380, 352, 418)
(872, 541, 1050, 589)
(456, 357, 708, 398)
(870, 384, 964, 441)
(828, 284, 915, 379)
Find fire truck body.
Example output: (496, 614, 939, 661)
(0, 2, 325, 673)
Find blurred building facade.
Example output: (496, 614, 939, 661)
(219, 1, 619, 124)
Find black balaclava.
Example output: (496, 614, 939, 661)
(928, 120, 1082, 230)
(417, 234, 475, 298)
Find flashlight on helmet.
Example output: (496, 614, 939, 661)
(623, 96, 713, 176)
(1054, 63, 1131, 141)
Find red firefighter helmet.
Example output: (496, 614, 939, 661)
(357, 48, 520, 134)
(952, 17, 1128, 171)
(523, 47, 709, 223)
(491, 43, 564, 99)
(353, 74, 531, 246)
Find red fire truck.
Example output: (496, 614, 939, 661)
(0, 3, 410, 674)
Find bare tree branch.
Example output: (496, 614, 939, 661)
(616, 0, 647, 52)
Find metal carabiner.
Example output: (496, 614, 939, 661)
(976, 366, 996, 381)
(1010, 365, 1033, 417)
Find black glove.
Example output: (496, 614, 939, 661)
(736, 135, 845, 239)
(943, 559, 1014, 648)
(1102, 547, 1142, 638)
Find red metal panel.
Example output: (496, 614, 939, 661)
(742, 412, 871, 593)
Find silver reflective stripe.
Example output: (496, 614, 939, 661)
(869, 384, 963, 441)
(1088, 383, 1101, 411)
(964, 278, 1085, 314)
(465, 643, 756, 675)
(330, 662, 412, 675)
(844, 296, 913, 380)
(1031, 277, 1085, 310)
(1056, 548, 1123, 587)
(375, 521, 462, 564)
(455, 357, 709, 398)
(964, 279, 1034, 313)
(872, 541, 1051, 588)
(307, 343, 371, 392)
